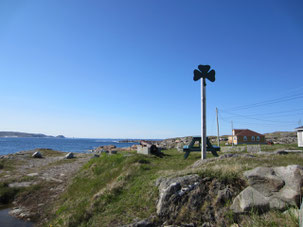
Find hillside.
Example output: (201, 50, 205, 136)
(0, 131, 65, 138)
(1, 144, 303, 226)
(264, 131, 297, 144)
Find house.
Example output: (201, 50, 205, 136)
(296, 126, 303, 147)
(228, 129, 265, 145)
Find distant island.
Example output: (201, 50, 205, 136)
(0, 131, 65, 138)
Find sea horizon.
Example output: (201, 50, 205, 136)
(0, 137, 145, 156)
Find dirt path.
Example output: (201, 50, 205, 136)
(0, 149, 92, 225)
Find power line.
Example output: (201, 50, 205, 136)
(224, 91, 303, 111)
(220, 110, 296, 124)
(218, 112, 297, 127)
(236, 107, 303, 117)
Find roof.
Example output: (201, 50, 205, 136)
(296, 126, 303, 131)
(233, 129, 264, 137)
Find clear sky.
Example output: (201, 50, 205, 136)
(1, 0, 303, 139)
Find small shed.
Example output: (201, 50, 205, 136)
(296, 126, 303, 147)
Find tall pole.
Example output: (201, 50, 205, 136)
(216, 107, 220, 147)
(201, 78, 206, 160)
(231, 120, 234, 147)
(194, 64, 215, 160)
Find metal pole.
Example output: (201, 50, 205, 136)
(231, 121, 234, 147)
(201, 78, 206, 159)
(216, 107, 220, 147)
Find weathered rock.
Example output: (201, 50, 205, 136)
(27, 173, 39, 177)
(156, 174, 244, 226)
(110, 150, 117, 155)
(32, 151, 42, 158)
(231, 165, 303, 214)
(65, 152, 74, 159)
(215, 186, 233, 206)
(244, 167, 285, 197)
(122, 218, 154, 227)
(9, 182, 34, 188)
(230, 186, 270, 213)
(94, 145, 116, 152)
(91, 154, 100, 159)
(9, 207, 32, 219)
(275, 150, 289, 155)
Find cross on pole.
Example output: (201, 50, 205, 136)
(193, 65, 216, 160)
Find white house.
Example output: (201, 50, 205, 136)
(296, 126, 303, 147)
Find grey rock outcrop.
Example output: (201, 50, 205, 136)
(32, 151, 42, 158)
(121, 218, 155, 227)
(231, 165, 303, 214)
(65, 152, 74, 159)
(93, 145, 116, 153)
(158, 137, 192, 150)
(156, 175, 200, 216)
(155, 174, 244, 226)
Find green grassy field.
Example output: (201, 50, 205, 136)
(48, 148, 303, 227)
(49, 150, 206, 226)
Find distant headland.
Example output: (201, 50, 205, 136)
(0, 131, 65, 138)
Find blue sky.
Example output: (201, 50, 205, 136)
(0, 0, 303, 138)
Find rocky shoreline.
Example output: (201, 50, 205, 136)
(0, 149, 91, 225)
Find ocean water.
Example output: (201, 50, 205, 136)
(0, 137, 139, 156)
(0, 208, 33, 227)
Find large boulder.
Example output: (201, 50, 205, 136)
(231, 186, 270, 213)
(155, 174, 244, 226)
(32, 151, 42, 158)
(65, 152, 74, 159)
(231, 165, 303, 214)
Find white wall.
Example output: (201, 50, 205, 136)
(298, 131, 303, 147)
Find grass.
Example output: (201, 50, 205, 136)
(49, 150, 205, 226)
(39, 147, 303, 226)
(0, 182, 20, 204)
(240, 208, 299, 227)
(260, 143, 303, 152)
(0, 159, 23, 171)
(192, 153, 303, 176)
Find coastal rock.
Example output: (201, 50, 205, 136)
(155, 174, 244, 226)
(243, 167, 285, 197)
(231, 165, 303, 214)
(94, 145, 116, 152)
(121, 218, 155, 227)
(65, 152, 74, 159)
(9, 207, 32, 219)
(131, 145, 138, 150)
(9, 182, 35, 188)
(27, 173, 39, 177)
(230, 186, 270, 213)
(32, 151, 42, 158)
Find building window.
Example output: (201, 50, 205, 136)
(252, 136, 255, 141)
(256, 136, 260, 141)
(243, 136, 247, 141)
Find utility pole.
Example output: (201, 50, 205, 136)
(193, 65, 216, 160)
(216, 107, 220, 147)
(231, 121, 234, 147)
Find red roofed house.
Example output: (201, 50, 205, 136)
(228, 129, 265, 145)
